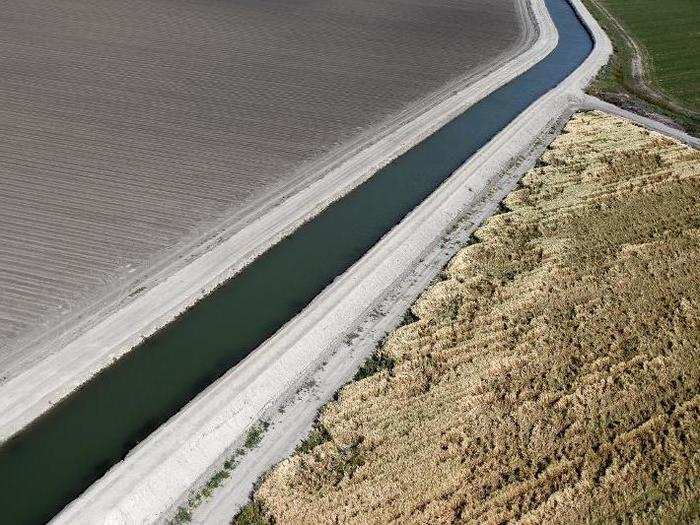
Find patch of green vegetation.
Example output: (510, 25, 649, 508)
(244, 421, 270, 449)
(201, 469, 230, 498)
(223, 451, 242, 470)
(631, 486, 667, 511)
(295, 424, 332, 454)
(604, 0, 698, 110)
(583, 0, 699, 134)
(170, 420, 270, 523)
(399, 309, 418, 326)
(231, 501, 271, 525)
(332, 440, 366, 483)
(496, 201, 511, 214)
(173, 506, 192, 524)
(354, 352, 395, 381)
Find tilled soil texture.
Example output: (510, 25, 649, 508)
(246, 111, 700, 524)
(0, 0, 526, 359)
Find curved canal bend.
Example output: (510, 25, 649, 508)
(0, 0, 592, 522)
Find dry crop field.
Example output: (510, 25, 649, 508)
(0, 0, 526, 362)
(242, 111, 700, 524)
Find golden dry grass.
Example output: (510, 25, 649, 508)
(245, 111, 700, 524)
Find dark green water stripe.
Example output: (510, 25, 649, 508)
(0, 1, 592, 523)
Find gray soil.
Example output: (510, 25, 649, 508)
(0, 0, 526, 364)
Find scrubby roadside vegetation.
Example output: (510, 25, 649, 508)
(234, 111, 700, 524)
(583, 0, 699, 135)
(172, 421, 269, 523)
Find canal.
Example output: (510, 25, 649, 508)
(0, 0, 592, 522)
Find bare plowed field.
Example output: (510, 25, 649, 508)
(0, 0, 526, 361)
(245, 111, 700, 524)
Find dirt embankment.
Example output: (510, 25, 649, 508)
(242, 111, 700, 524)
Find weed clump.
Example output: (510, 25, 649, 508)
(231, 501, 271, 525)
(353, 352, 395, 381)
(171, 419, 270, 522)
(296, 424, 332, 454)
(244, 421, 270, 449)
(173, 506, 192, 524)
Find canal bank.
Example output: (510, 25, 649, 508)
(0, 0, 604, 523)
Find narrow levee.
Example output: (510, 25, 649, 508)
(0, 0, 592, 523)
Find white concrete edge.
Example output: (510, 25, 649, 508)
(566, 0, 697, 148)
(0, 0, 556, 443)
(579, 94, 700, 147)
(52, 0, 617, 523)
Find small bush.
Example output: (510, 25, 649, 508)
(399, 309, 418, 326)
(231, 501, 270, 525)
(296, 425, 332, 454)
(207, 469, 230, 490)
(354, 353, 395, 381)
(244, 421, 270, 449)
(173, 506, 192, 524)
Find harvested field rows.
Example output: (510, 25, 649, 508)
(0, 0, 525, 360)
(247, 111, 700, 524)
